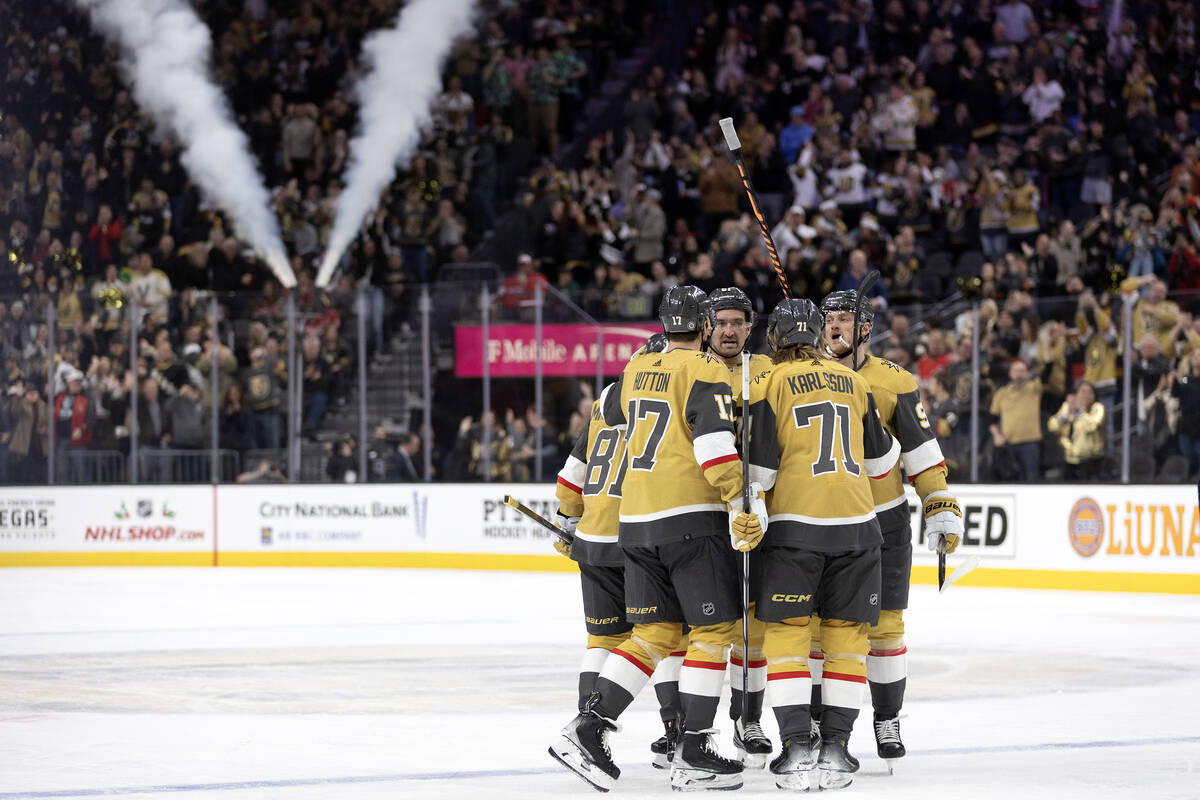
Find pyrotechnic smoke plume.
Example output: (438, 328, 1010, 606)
(315, 0, 478, 287)
(75, 0, 296, 287)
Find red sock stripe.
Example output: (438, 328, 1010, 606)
(556, 476, 582, 495)
(612, 647, 654, 678)
(729, 657, 768, 671)
(682, 658, 727, 671)
(700, 453, 740, 471)
(669, 650, 687, 657)
(767, 670, 812, 680)
(808, 652, 824, 659)
(868, 646, 908, 658)
(822, 671, 868, 684)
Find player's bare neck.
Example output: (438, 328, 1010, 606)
(665, 340, 701, 353)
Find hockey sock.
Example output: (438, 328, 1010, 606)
(578, 647, 611, 712)
(653, 649, 685, 723)
(868, 677, 906, 718)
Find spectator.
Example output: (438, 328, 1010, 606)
(220, 383, 255, 460)
(128, 251, 172, 323)
(1048, 381, 1107, 481)
(240, 347, 283, 450)
(300, 334, 330, 438)
(390, 431, 422, 482)
(237, 456, 286, 484)
(164, 381, 206, 482)
(8, 382, 46, 484)
(989, 359, 1043, 482)
(52, 367, 91, 483)
(325, 436, 358, 482)
(499, 253, 548, 313)
(1170, 350, 1200, 478)
(1133, 334, 1173, 437)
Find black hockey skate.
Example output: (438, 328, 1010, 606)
(651, 718, 680, 769)
(549, 708, 621, 792)
(874, 714, 905, 772)
(669, 729, 744, 791)
(769, 738, 816, 791)
(732, 718, 773, 769)
(816, 737, 859, 790)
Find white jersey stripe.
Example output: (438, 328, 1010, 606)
(574, 528, 618, 543)
(749, 464, 778, 491)
(693, 430, 738, 467)
(768, 510, 877, 526)
(620, 503, 727, 523)
(901, 437, 946, 477)
(558, 455, 587, 488)
(874, 494, 909, 513)
(864, 436, 901, 478)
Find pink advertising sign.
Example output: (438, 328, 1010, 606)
(454, 323, 660, 377)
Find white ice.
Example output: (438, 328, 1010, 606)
(1, 567, 1199, 799)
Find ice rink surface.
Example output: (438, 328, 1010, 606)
(1, 567, 1199, 800)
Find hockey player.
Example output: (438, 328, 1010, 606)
(705, 287, 775, 768)
(549, 286, 765, 792)
(746, 298, 900, 791)
(553, 334, 672, 716)
(818, 289, 964, 764)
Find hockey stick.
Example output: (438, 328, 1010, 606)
(937, 540, 946, 591)
(739, 349, 751, 733)
(938, 554, 981, 594)
(502, 495, 574, 545)
(851, 269, 880, 371)
(719, 117, 791, 300)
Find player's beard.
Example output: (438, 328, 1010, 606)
(713, 335, 743, 359)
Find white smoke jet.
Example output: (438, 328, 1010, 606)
(75, 0, 296, 287)
(315, 0, 478, 287)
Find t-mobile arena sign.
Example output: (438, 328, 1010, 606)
(454, 323, 661, 377)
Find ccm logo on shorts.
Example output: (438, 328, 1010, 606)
(770, 593, 813, 603)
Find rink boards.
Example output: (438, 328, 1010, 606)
(0, 483, 1197, 593)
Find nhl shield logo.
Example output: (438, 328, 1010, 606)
(137, 500, 153, 518)
(869, 593, 879, 606)
(702, 602, 715, 616)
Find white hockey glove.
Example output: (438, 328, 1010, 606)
(729, 482, 768, 552)
(553, 508, 579, 558)
(923, 491, 963, 555)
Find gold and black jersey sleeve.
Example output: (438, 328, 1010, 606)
(857, 356, 949, 530)
(748, 357, 900, 553)
(555, 399, 625, 566)
(600, 348, 743, 546)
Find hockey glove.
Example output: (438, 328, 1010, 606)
(554, 509, 580, 536)
(729, 483, 768, 552)
(923, 491, 963, 555)
(552, 509, 579, 559)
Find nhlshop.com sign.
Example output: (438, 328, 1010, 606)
(454, 323, 660, 377)
(0, 487, 212, 551)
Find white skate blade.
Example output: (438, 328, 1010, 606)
(885, 758, 897, 775)
(669, 766, 744, 792)
(735, 745, 767, 770)
(818, 768, 854, 790)
(549, 738, 614, 792)
(773, 768, 814, 791)
(652, 751, 671, 770)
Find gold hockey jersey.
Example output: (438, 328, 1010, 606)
(856, 355, 949, 531)
(748, 356, 900, 552)
(601, 348, 744, 546)
(556, 400, 624, 566)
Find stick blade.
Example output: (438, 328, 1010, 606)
(719, 117, 741, 151)
(939, 555, 982, 593)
